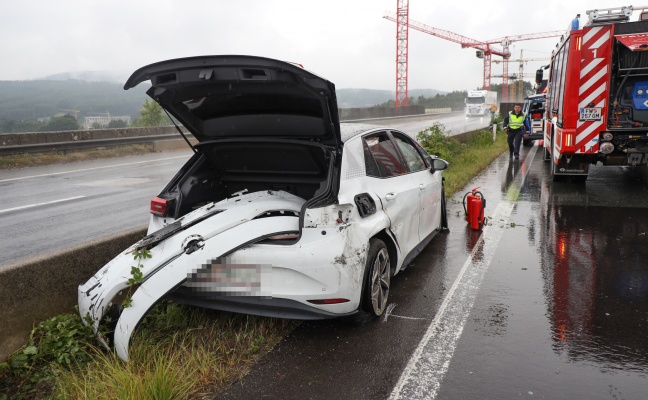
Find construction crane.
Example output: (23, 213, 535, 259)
(395, 0, 409, 107)
(384, 10, 562, 102)
(493, 51, 550, 101)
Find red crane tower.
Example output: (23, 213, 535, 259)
(395, 0, 409, 107)
(384, 10, 562, 103)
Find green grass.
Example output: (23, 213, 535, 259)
(417, 120, 508, 196)
(0, 121, 507, 399)
(1, 302, 296, 399)
(0, 144, 158, 170)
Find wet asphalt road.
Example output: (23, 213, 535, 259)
(216, 144, 648, 399)
(0, 153, 192, 268)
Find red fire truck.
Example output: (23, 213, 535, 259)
(540, 5, 648, 181)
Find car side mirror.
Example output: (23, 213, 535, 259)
(430, 158, 448, 172)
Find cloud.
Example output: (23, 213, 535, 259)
(0, 0, 633, 92)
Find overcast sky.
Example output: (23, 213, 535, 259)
(0, 0, 639, 92)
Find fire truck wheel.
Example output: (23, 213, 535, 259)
(550, 154, 563, 182)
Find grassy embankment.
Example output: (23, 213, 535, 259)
(0, 144, 157, 170)
(0, 120, 507, 399)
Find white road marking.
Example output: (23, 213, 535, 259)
(0, 196, 86, 214)
(390, 146, 538, 400)
(0, 155, 188, 183)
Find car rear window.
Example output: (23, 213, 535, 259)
(363, 133, 408, 178)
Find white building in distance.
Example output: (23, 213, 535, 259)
(83, 115, 132, 129)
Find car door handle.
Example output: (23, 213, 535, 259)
(385, 193, 397, 201)
(419, 184, 426, 191)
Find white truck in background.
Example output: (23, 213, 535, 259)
(465, 90, 498, 117)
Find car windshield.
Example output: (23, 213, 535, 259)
(524, 98, 545, 114)
(466, 97, 485, 104)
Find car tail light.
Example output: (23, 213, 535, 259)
(532, 113, 543, 119)
(150, 197, 168, 217)
(307, 298, 350, 305)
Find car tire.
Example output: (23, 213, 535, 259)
(440, 186, 449, 232)
(361, 239, 391, 317)
(550, 152, 563, 182)
(549, 134, 563, 182)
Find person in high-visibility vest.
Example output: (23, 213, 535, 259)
(503, 104, 526, 160)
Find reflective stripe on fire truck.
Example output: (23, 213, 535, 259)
(575, 25, 613, 153)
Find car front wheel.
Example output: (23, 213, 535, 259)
(362, 239, 391, 316)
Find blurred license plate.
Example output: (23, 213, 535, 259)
(579, 107, 601, 121)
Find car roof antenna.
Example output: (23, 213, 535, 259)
(162, 107, 197, 154)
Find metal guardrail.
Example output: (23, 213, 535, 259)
(0, 133, 193, 156)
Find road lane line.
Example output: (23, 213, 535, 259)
(0, 196, 86, 214)
(390, 146, 538, 400)
(0, 155, 188, 183)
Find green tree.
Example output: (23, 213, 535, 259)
(134, 99, 167, 127)
(40, 115, 79, 132)
(374, 90, 468, 111)
(107, 119, 128, 128)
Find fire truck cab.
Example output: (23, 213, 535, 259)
(542, 5, 648, 181)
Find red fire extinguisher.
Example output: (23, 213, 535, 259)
(462, 187, 486, 230)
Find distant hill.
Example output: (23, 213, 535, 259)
(337, 88, 446, 108)
(0, 75, 447, 122)
(38, 70, 129, 83)
(0, 80, 150, 121)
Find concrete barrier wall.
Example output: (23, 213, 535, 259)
(0, 126, 182, 147)
(0, 226, 147, 361)
(0, 106, 437, 148)
(452, 125, 495, 143)
(424, 107, 452, 114)
(337, 106, 425, 121)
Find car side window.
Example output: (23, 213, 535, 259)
(363, 132, 407, 178)
(390, 132, 428, 172)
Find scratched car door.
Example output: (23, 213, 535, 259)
(363, 131, 421, 257)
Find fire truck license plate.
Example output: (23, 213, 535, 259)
(579, 107, 602, 121)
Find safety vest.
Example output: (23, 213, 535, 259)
(508, 111, 525, 130)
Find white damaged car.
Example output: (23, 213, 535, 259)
(78, 55, 449, 361)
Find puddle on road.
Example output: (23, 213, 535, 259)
(538, 202, 648, 373)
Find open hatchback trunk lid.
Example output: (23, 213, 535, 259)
(124, 55, 341, 147)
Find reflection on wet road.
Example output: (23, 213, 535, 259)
(438, 149, 648, 400)
(540, 189, 648, 373)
